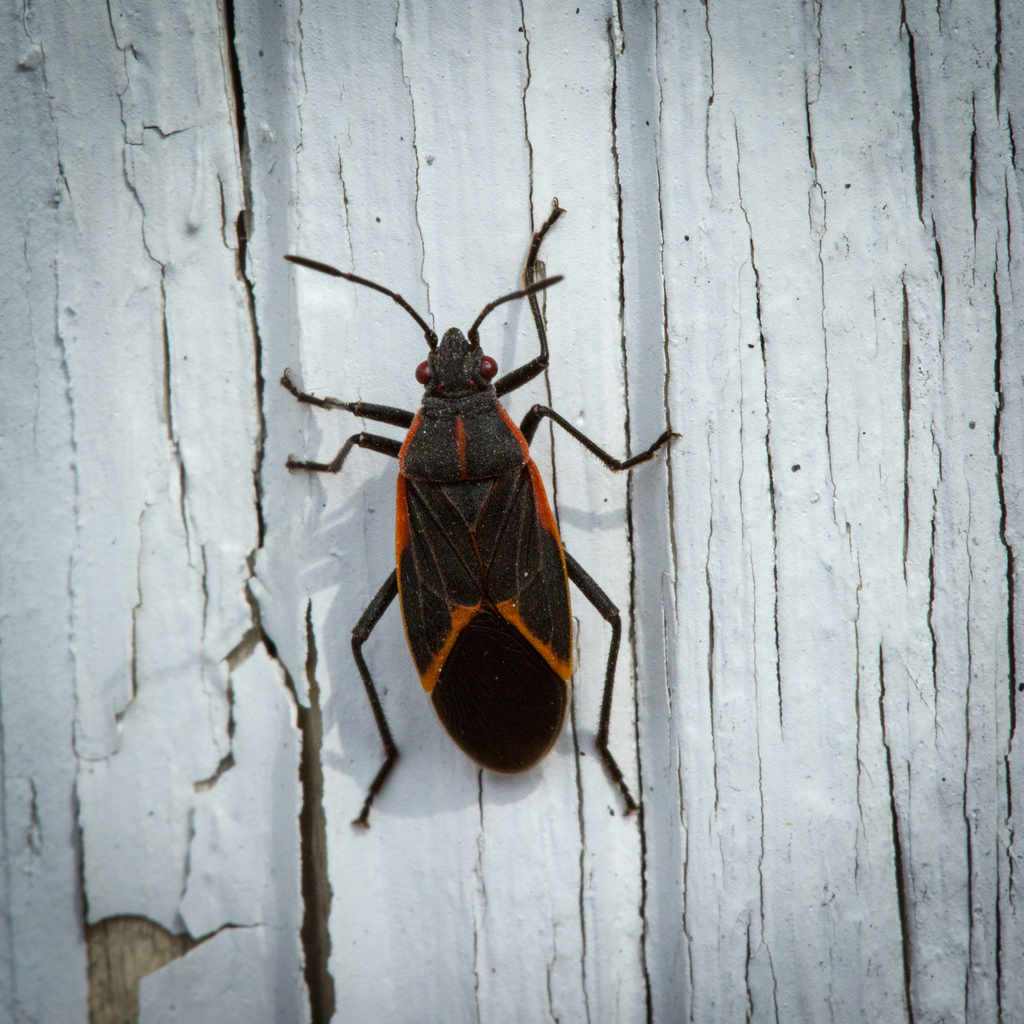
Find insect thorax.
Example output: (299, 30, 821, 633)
(401, 393, 526, 482)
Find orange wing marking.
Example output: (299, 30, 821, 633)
(495, 598, 571, 680)
(418, 603, 481, 692)
(395, 475, 410, 561)
(524, 459, 562, 542)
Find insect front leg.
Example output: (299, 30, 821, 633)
(519, 405, 674, 471)
(286, 433, 402, 474)
(494, 199, 565, 398)
(562, 551, 637, 814)
(281, 369, 414, 428)
(351, 571, 400, 827)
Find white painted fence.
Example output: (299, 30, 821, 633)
(1, 1, 1020, 1022)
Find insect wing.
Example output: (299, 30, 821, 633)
(396, 475, 483, 691)
(476, 460, 572, 680)
(431, 609, 568, 773)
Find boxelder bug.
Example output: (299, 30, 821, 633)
(282, 201, 672, 826)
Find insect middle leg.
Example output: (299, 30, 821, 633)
(563, 550, 637, 814)
(350, 571, 400, 827)
(286, 433, 402, 474)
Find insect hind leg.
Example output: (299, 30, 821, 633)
(563, 550, 638, 815)
(350, 571, 400, 827)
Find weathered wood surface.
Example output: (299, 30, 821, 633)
(1, 1, 1020, 1022)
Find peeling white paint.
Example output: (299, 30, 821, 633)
(139, 924, 307, 1024)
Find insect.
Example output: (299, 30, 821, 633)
(282, 200, 672, 826)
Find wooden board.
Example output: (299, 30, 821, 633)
(1, 0, 1020, 1021)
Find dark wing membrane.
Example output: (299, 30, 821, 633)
(431, 610, 568, 772)
(476, 462, 572, 676)
(398, 478, 485, 680)
(435, 479, 496, 528)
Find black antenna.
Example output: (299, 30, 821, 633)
(467, 275, 564, 348)
(285, 254, 438, 349)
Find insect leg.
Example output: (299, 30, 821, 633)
(562, 550, 637, 814)
(351, 570, 400, 827)
(286, 433, 402, 474)
(520, 405, 674, 470)
(282, 369, 414, 428)
(494, 199, 565, 398)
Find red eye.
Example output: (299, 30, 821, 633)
(415, 360, 431, 385)
(480, 355, 498, 379)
